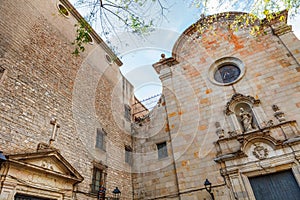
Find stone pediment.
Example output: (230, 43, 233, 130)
(8, 149, 83, 183)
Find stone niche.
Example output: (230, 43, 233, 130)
(0, 148, 83, 200)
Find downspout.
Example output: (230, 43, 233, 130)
(162, 94, 181, 200)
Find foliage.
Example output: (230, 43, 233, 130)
(71, 0, 300, 55)
(73, 0, 166, 36)
(70, 0, 168, 55)
(72, 19, 93, 55)
(192, 0, 300, 35)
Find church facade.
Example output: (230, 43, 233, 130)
(1, 0, 300, 200)
(132, 10, 300, 199)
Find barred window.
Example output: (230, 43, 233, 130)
(157, 142, 168, 159)
(96, 128, 106, 151)
(91, 167, 103, 194)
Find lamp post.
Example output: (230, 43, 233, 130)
(112, 187, 121, 200)
(204, 179, 215, 200)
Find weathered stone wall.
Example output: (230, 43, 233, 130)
(0, 0, 133, 199)
(132, 101, 179, 199)
(132, 12, 300, 199)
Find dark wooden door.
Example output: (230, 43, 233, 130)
(249, 170, 300, 200)
(15, 194, 55, 200)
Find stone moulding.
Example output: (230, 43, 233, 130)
(217, 120, 298, 142)
(6, 149, 84, 183)
(214, 120, 300, 163)
(152, 57, 178, 74)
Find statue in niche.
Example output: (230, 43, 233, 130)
(239, 108, 255, 132)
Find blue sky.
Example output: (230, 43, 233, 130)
(70, 0, 300, 104)
(116, 1, 300, 103)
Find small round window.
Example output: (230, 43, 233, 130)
(57, 3, 69, 17)
(209, 57, 245, 86)
(106, 54, 112, 64)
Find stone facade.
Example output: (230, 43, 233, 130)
(132, 11, 300, 200)
(1, 1, 300, 200)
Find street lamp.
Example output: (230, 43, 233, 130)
(204, 179, 215, 200)
(112, 187, 121, 200)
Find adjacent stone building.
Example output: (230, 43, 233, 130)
(0, 0, 133, 199)
(1, 1, 300, 200)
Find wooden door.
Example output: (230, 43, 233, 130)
(249, 170, 300, 200)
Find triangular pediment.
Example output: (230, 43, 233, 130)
(8, 149, 83, 183)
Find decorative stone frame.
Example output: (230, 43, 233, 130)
(220, 135, 300, 200)
(215, 101, 300, 200)
(208, 57, 246, 86)
(90, 162, 107, 195)
(225, 93, 265, 135)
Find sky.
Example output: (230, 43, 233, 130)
(116, 1, 300, 104)
(70, 0, 300, 105)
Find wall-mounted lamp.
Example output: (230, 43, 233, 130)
(112, 187, 121, 200)
(204, 179, 215, 200)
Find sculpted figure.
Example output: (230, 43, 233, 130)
(239, 108, 254, 132)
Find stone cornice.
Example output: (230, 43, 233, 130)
(152, 57, 178, 74)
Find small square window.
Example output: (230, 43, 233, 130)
(91, 167, 103, 194)
(125, 146, 132, 165)
(96, 128, 106, 151)
(157, 142, 168, 159)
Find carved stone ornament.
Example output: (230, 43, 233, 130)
(252, 145, 268, 160)
(41, 160, 54, 170)
(215, 122, 224, 138)
(228, 131, 237, 137)
(37, 142, 57, 152)
(272, 105, 286, 122)
(225, 93, 260, 115)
